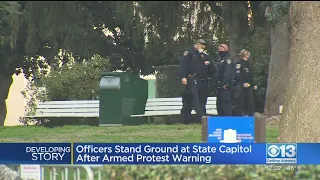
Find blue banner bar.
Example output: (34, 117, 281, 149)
(0, 143, 71, 164)
(296, 143, 320, 164)
(0, 143, 319, 165)
(73, 143, 265, 164)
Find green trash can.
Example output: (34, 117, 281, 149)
(99, 72, 148, 126)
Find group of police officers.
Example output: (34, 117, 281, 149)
(179, 39, 256, 124)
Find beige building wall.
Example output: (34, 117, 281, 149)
(141, 74, 156, 80)
(4, 74, 27, 126)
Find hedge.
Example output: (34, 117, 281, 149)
(155, 65, 184, 98)
(155, 65, 217, 98)
(100, 165, 320, 179)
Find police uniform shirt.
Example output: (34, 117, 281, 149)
(217, 57, 233, 87)
(179, 47, 212, 79)
(201, 52, 215, 78)
(234, 59, 254, 86)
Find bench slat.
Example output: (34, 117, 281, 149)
(39, 100, 99, 105)
(131, 109, 217, 117)
(145, 109, 217, 114)
(147, 97, 216, 102)
(146, 101, 215, 106)
(36, 108, 99, 113)
(29, 112, 99, 118)
(145, 105, 216, 111)
(37, 104, 99, 109)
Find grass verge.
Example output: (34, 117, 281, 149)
(0, 124, 278, 142)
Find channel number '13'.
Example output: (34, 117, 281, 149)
(268, 145, 296, 158)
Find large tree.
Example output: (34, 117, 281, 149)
(279, 1, 320, 142)
(0, 1, 143, 125)
(264, 1, 291, 117)
(222, 1, 249, 59)
(0, 1, 272, 124)
(0, 1, 196, 124)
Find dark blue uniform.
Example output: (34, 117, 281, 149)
(179, 47, 215, 123)
(233, 59, 255, 116)
(216, 57, 233, 116)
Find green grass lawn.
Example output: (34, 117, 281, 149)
(0, 124, 278, 142)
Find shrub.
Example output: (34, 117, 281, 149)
(155, 65, 217, 98)
(248, 28, 270, 113)
(100, 165, 320, 179)
(39, 54, 111, 101)
(155, 65, 184, 98)
(21, 55, 110, 125)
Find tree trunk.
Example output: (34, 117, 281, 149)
(264, 15, 290, 116)
(0, 73, 13, 126)
(251, 1, 266, 28)
(279, 2, 320, 142)
(227, 16, 239, 59)
(223, 1, 248, 59)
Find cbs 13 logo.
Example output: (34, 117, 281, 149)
(267, 144, 297, 158)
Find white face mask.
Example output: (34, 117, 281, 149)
(198, 48, 204, 54)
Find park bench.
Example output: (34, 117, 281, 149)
(130, 97, 217, 122)
(22, 100, 99, 124)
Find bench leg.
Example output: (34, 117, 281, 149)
(201, 116, 208, 142)
(147, 117, 154, 124)
(164, 116, 171, 125)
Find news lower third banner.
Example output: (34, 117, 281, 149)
(0, 143, 320, 165)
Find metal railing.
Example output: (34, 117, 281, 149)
(16, 164, 103, 180)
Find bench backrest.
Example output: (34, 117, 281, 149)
(144, 97, 217, 116)
(34, 100, 99, 118)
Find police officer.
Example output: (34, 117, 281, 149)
(179, 39, 215, 124)
(233, 49, 257, 116)
(216, 44, 233, 116)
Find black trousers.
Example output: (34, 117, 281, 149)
(216, 87, 233, 116)
(181, 78, 208, 124)
(232, 85, 242, 116)
(233, 87, 255, 116)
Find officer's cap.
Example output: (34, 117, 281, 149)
(196, 39, 206, 45)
